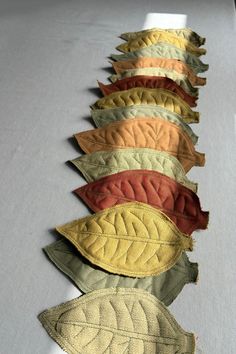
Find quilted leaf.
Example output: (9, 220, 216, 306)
(112, 57, 206, 86)
(92, 111, 198, 145)
(120, 27, 206, 47)
(111, 42, 209, 74)
(109, 68, 199, 97)
(56, 202, 194, 277)
(74, 170, 209, 235)
(91, 104, 197, 125)
(44, 239, 198, 306)
(116, 30, 206, 56)
(98, 76, 197, 107)
(74, 118, 205, 172)
(70, 148, 198, 192)
(38, 288, 195, 354)
(91, 87, 199, 122)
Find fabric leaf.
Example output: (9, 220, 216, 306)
(111, 42, 209, 74)
(38, 288, 196, 354)
(98, 76, 197, 107)
(44, 239, 198, 306)
(74, 170, 209, 235)
(120, 27, 206, 46)
(92, 108, 198, 145)
(91, 87, 199, 123)
(71, 148, 198, 192)
(74, 118, 205, 172)
(91, 103, 197, 125)
(116, 30, 206, 56)
(56, 202, 193, 277)
(109, 68, 199, 97)
(112, 57, 206, 86)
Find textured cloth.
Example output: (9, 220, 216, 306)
(44, 240, 198, 306)
(98, 76, 198, 106)
(74, 169, 209, 234)
(112, 58, 206, 86)
(71, 148, 198, 192)
(38, 288, 196, 354)
(91, 87, 199, 122)
(74, 118, 205, 172)
(116, 30, 206, 56)
(111, 43, 209, 74)
(109, 69, 198, 97)
(56, 202, 193, 277)
(120, 27, 205, 47)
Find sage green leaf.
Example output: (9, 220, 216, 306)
(44, 239, 198, 306)
(90, 87, 199, 123)
(91, 105, 198, 145)
(116, 30, 206, 56)
(91, 103, 197, 124)
(111, 42, 209, 74)
(38, 288, 196, 354)
(109, 67, 199, 97)
(70, 148, 198, 192)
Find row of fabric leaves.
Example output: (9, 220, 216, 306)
(39, 28, 209, 354)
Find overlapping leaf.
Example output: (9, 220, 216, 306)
(44, 239, 199, 305)
(74, 170, 209, 234)
(109, 68, 199, 97)
(112, 58, 206, 86)
(92, 111, 198, 145)
(71, 148, 198, 192)
(120, 27, 206, 47)
(117, 30, 206, 56)
(91, 104, 197, 125)
(98, 76, 197, 107)
(74, 118, 205, 172)
(56, 202, 193, 277)
(91, 87, 199, 122)
(111, 42, 209, 74)
(38, 288, 196, 354)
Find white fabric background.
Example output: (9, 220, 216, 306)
(0, 0, 235, 353)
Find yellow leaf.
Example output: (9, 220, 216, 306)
(56, 202, 193, 277)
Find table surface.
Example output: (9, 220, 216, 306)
(0, 0, 236, 353)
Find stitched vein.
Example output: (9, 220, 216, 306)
(83, 328, 101, 349)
